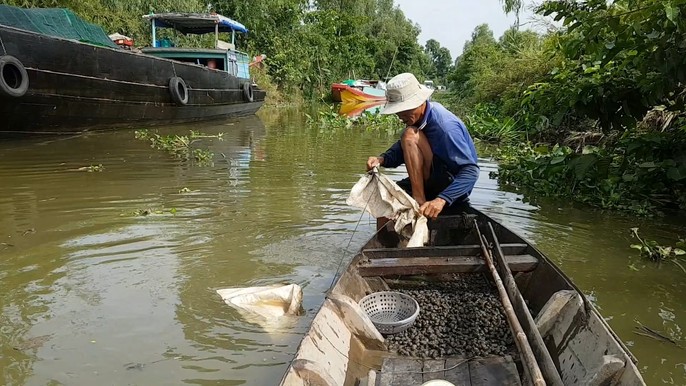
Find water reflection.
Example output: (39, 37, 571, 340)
(338, 101, 385, 118)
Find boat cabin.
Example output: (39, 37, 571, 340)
(141, 13, 251, 79)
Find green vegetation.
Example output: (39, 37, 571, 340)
(441, 0, 686, 216)
(134, 129, 219, 166)
(492, 131, 686, 216)
(630, 228, 686, 272)
(305, 106, 401, 136)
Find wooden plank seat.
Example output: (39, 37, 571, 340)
(377, 356, 521, 386)
(362, 244, 529, 259)
(358, 254, 539, 277)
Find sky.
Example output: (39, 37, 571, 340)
(394, 0, 538, 60)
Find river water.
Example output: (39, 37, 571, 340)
(1, 108, 684, 385)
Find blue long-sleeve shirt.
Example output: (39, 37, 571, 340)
(381, 101, 479, 204)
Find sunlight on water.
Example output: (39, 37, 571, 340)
(0, 108, 684, 385)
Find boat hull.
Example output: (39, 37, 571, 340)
(0, 25, 266, 134)
(331, 83, 347, 102)
(280, 206, 646, 386)
(340, 86, 386, 104)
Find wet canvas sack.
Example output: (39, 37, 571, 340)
(346, 171, 429, 247)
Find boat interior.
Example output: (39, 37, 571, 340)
(141, 13, 252, 78)
(280, 208, 645, 386)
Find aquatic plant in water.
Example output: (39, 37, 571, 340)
(134, 130, 219, 166)
(630, 227, 686, 272)
(305, 105, 401, 136)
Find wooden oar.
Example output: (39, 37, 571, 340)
(475, 219, 546, 386)
(487, 222, 564, 386)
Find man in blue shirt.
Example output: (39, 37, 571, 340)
(366, 73, 479, 222)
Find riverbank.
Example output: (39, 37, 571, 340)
(433, 93, 686, 218)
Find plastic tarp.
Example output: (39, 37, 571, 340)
(216, 284, 303, 326)
(0, 5, 118, 48)
(347, 172, 428, 247)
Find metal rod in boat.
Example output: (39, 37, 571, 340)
(487, 222, 564, 386)
(474, 219, 546, 386)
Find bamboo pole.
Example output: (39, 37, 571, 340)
(474, 220, 546, 386)
(487, 223, 564, 386)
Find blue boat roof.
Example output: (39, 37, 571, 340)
(143, 13, 248, 34)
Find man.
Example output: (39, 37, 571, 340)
(366, 73, 479, 224)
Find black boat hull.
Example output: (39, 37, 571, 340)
(0, 25, 266, 134)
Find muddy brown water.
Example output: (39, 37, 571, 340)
(1, 108, 685, 385)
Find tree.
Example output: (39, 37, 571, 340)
(527, 0, 686, 129)
(424, 39, 452, 84)
(501, 0, 523, 28)
(449, 24, 499, 96)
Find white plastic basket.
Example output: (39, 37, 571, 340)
(358, 291, 420, 335)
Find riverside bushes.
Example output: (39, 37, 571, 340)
(445, 0, 686, 215)
(492, 131, 686, 215)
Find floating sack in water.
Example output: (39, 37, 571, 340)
(216, 284, 303, 321)
(347, 172, 428, 247)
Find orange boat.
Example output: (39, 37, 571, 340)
(340, 86, 386, 104)
(331, 79, 386, 103)
(331, 83, 348, 102)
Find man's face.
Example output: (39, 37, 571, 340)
(395, 104, 424, 126)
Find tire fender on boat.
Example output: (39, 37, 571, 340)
(168, 76, 189, 106)
(0, 55, 29, 98)
(242, 82, 254, 102)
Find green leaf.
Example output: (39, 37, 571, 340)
(570, 154, 598, 180)
(534, 145, 550, 155)
(630, 244, 644, 250)
(665, 4, 679, 24)
(674, 249, 686, 256)
(550, 156, 567, 165)
(666, 167, 686, 181)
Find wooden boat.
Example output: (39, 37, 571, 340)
(331, 79, 386, 103)
(280, 206, 646, 386)
(0, 6, 265, 134)
(331, 83, 349, 102)
(340, 86, 386, 104)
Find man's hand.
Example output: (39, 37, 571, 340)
(419, 198, 446, 220)
(366, 156, 384, 171)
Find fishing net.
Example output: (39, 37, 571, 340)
(0, 5, 118, 48)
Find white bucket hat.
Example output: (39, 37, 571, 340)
(380, 73, 434, 115)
